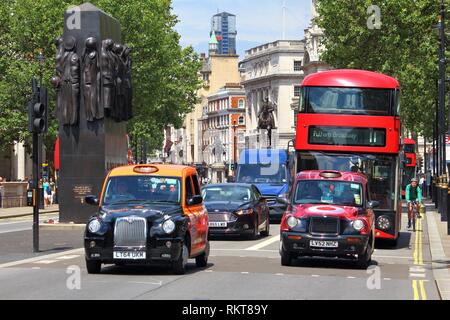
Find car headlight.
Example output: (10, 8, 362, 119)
(235, 209, 253, 215)
(377, 216, 390, 230)
(287, 216, 298, 228)
(88, 219, 101, 233)
(352, 219, 365, 231)
(162, 219, 176, 234)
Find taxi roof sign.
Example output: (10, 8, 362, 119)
(133, 165, 159, 174)
(319, 171, 342, 179)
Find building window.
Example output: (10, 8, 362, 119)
(203, 73, 210, 81)
(294, 60, 302, 71)
(294, 85, 301, 97)
(238, 99, 245, 108)
(238, 116, 245, 125)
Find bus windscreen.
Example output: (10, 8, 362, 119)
(304, 87, 392, 115)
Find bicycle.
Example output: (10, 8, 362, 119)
(409, 200, 422, 232)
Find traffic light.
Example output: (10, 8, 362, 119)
(28, 78, 47, 134)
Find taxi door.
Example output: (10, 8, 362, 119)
(183, 174, 208, 257)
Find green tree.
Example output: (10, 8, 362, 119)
(317, 0, 440, 138)
(0, 0, 201, 160)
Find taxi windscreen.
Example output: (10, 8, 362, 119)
(102, 176, 181, 205)
(295, 180, 363, 207)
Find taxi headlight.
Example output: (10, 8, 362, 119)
(88, 219, 101, 233)
(352, 219, 365, 231)
(287, 216, 299, 228)
(162, 219, 176, 234)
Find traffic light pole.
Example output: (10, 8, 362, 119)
(32, 131, 39, 253)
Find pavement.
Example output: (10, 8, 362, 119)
(0, 205, 443, 300)
(425, 201, 450, 299)
(0, 205, 59, 219)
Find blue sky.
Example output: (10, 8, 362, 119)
(171, 0, 312, 59)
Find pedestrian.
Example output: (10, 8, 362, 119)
(43, 177, 50, 206)
(49, 177, 56, 205)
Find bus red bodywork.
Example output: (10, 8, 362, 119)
(295, 69, 402, 244)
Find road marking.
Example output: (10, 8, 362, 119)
(245, 235, 279, 251)
(409, 266, 426, 273)
(275, 273, 284, 276)
(410, 273, 426, 278)
(412, 280, 419, 300)
(419, 280, 427, 300)
(241, 272, 249, 274)
(204, 270, 213, 273)
(347, 276, 356, 279)
(411, 217, 427, 300)
(34, 260, 58, 264)
(212, 248, 278, 253)
(0, 248, 84, 269)
(31, 267, 41, 270)
(56, 255, 80, 260)
(311, 275, 320, 278)
(383, 278, 391, 281)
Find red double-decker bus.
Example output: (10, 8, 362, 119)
(295, 69, 401, 245)
(401, 138, 417, 197)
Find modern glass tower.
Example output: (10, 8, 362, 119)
(211, 12, 237, 55)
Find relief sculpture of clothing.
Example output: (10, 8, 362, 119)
(82, 37, 103, 121)
(57, 36, 80, 126)
(100, 39, 115, 116)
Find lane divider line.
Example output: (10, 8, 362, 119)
(244, 235, 279, 251)
(0, 248, 84, 269)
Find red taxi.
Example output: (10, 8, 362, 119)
(280, 170, 376, 269)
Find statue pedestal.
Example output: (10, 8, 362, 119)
(58, 3, 128, 223)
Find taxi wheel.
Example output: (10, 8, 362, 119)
(280, 243, 292, 266)
(86, 259, 101, 274)
(195, 241, 209, 268)
(356, 238, 373, 269)
(173, 243, 189, 275)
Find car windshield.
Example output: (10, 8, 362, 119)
(202, 186, 251, 203)
(102, 176, 181, 205)
(236, 164, 287, 184)
(297, 152, 396, 210)
(295, 180, 363, 206)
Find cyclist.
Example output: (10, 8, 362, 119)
(406, 178, 422, 228)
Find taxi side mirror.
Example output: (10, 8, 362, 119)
(368, 201, 380, 209)
(187, 195, 203, 206)
(85, 195, 99, 206)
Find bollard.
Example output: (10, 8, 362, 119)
(433, 176, 437, 207)
(437, 176, 441, 212)
(443, 176, 448, 222)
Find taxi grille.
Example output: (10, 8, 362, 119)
(310, 217, 339, 235)
(114, 216, 147, 248)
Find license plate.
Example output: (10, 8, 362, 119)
(113, 251, 146, 260)
(310, 240, 339, 248)
(209, 222, 227, 228)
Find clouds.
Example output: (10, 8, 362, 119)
(172, 0, 311, 58)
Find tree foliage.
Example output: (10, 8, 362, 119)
(0, 0, 201, 156)
(317, 0, 440, 138)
